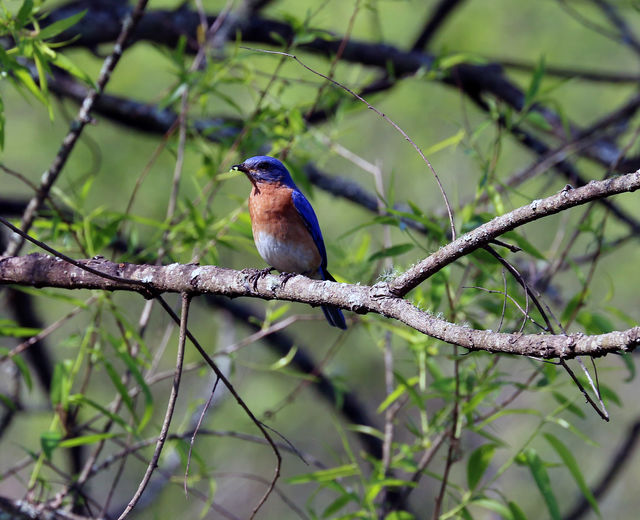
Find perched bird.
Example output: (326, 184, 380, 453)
(233, 155, 347, 329)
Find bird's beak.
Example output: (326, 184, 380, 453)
(232, 163, 249, 174)
(232, 163, 257, 186)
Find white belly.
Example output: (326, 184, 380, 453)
(254, 231, 321, 274)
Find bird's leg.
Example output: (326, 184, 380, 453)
(243, 267, 275, 291)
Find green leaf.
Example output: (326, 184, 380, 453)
(561, 292, 582, 324)
(502, 231, 546, 260)
(385, 512, 415, 520)
(322, 492, 359, 517)
(618, 353, 635, 382)
(576, 311, 614, 334)
(522, 111, 553, 131)
(16, 0, 34, 28)
(460, 383, 501, 416)
(0, 320, 41, 337)
(264, 302, 291, 324)
(605, 305, 637, 328)
(424, 128, 465, 156)
(472, 408, 541, 430)
(112, 345, 153, 432)
(31, 46, 52, 119)
(543, 433, 600, 517)
(11, 353, 33, 391)
(0, 393, 18, 411)
(50, 51, 95, 86)
(486, 184, 505, 215)
(471, 497, 514, 519)
(393, 372, 425, 409)
(348, 424, 385, 440)
(269, 346, 298, 370)
(59, 432, 120, 448)
(460, 508, 474, 520)
(547, 416, 597, 446)
(368, 243, 414, 262)
(11, 287, 91, 308)
(41, 431, 62, 460)
(287, 464, 359, 484)
(507, 501, 528, 520)
(103, 358, 137, 423)
(595, 383, 621, 407)
(68, 394, 135, 434)
(523, 448, 561, 520)
(438, 52, 488, 70)
(524, 55, 546, 107)
(387, 207, 445, 239)
(13, 64, 49, 107)
(50, 360, 73, 409)
(38, 10, 87, 40)
(365, 479, 416, 503)
(377, 381, 408, 413)
(551, 392, 585, 419)
(467, 444, 496, 490)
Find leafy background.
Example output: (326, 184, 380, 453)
(1, 0, 640, 519)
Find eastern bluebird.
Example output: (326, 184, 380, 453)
(233, 155, 347, 329)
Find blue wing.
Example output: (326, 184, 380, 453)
(291, 189, 328, 269)
(291, 189, 347, 329)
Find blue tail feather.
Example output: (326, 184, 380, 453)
(319, 268, 347, 329)
(322, 305, 347, 330)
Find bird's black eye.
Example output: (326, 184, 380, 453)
(256, 161, 270, 170)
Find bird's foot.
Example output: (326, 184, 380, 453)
(278, 271, 298, 288)
(243, 267, 275, 291)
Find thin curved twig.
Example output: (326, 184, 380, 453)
(153, 296, 282, 519)
(116, 293, 189, 520)
(241, 46, 458, 242)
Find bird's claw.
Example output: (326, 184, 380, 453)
(243, 267, 275, 291)
(278, 271, 298, 288)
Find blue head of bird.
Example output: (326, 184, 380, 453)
(232, 156, 296, 188)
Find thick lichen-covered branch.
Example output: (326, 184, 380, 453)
(1, 253, 638, 359)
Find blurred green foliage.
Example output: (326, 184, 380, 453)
(1, 0, 640, 519)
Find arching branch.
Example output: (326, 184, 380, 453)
(2, 170, 639, 359)
(0, 253, 638, 359)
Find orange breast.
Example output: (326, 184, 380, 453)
(248, 182, 322, 273)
